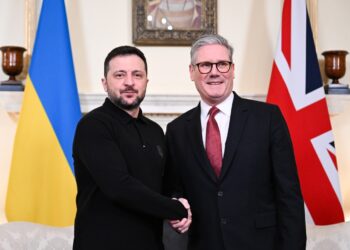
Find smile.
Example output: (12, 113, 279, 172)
(207, 81, 222, 85)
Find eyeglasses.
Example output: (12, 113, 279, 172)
(193, 61, 232, 74)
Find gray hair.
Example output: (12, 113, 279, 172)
(190, 34, 234, 64)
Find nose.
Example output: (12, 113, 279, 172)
(209, 64, 220, 75)
(124, 75, 134, 86)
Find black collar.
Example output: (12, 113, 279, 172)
(103, 98, 148, 124)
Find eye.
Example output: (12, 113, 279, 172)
(199, 62, 212, 68)
(114, 72, 126, 79)
(133, 72, 144, 79)
(218, 61, 228, 67)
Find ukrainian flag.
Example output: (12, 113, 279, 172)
(5, 0, 81, 226)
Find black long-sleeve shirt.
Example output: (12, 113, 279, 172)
(73, 98, 186, 250)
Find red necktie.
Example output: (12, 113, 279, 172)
(206, 106, 222, 177)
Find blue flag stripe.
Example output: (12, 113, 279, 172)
(29, 0, 81, 172)
(305, 11, 322, 94)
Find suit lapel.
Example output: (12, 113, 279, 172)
(220, 93, 249, 180)
(186, 104, 218, 182)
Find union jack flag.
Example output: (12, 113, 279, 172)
(266, 0, 345, 225)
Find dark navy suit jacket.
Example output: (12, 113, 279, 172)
(165, 92, 306, 250)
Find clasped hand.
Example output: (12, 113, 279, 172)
(169, 198, 192, 233)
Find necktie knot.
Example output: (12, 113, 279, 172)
(209, 106, 220, 117)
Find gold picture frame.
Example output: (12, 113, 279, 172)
(132, 0, 217, 46)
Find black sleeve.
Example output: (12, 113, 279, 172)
(74, 116, 187, 220)
(270, 106, 307, 250)
(163, 124, 185, 199)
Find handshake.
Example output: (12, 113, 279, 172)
(169, 198, 192, 233)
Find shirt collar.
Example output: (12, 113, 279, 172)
(103, 98, 148, 124)
(200, 92, 234, 117)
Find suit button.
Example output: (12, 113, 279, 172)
(218, 191, 223, 197)
(221, 218, 227, 225)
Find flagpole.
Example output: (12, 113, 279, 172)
(24, 0, 37, 55)
(306, 0, 318, 50)
(21, 0, 38, 82)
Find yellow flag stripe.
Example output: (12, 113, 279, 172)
(5, 78, 77, 226)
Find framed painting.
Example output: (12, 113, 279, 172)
(132, 0, 217, 46)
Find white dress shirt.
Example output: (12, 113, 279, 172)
(200, 92, 234, 156)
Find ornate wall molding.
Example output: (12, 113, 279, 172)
(0, 92, 258, 129)
(0, 92, 347, 114)
(2, 92, 347, 113)
(0, 91, 350, 116)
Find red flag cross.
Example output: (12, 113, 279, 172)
(267, 0, 344, 225)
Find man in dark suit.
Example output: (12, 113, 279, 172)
(165, 34, 306, 250)
(73, 46, 191, 250)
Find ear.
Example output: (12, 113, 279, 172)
(189, 64, 195, 81)
(101, 78, 108, 92)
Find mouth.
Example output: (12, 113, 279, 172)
(121, 90, 137, 93)
(206, 81, 223, 85)
(121, 88, 138, 94)
(120, 89, 138, 99)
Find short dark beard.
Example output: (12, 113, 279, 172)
(109, 95, 144, 111)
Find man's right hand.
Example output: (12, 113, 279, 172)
(169, 198, 192, 233)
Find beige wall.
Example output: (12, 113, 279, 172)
(65, 0, 282, 95)
(0, 0, 25, 76)
(0, 0, 25, 47)
(318, 0, 350, 52)
(1, 1, 349, 95)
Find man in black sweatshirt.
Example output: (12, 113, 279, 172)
(73, 46, 191, 250)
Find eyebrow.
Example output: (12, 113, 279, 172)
(112, 70, 146, 75)
(113, 69, 144, 73)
